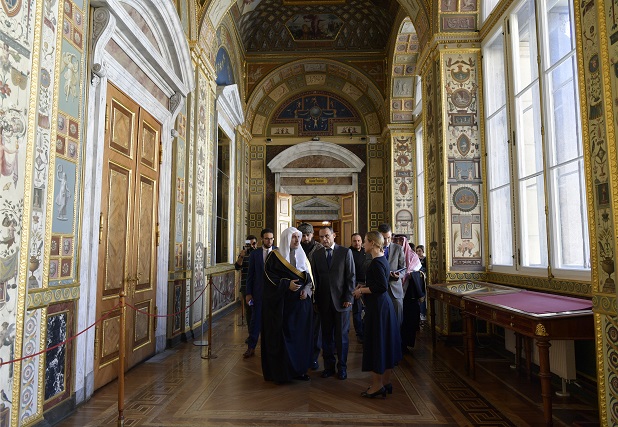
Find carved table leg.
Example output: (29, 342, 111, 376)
(464, 313, 476, 379)
(430, 296, 436, 350)
(536, 338, 553, 426)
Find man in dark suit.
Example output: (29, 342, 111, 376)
(312, 226, 355, 380)
(378, 223, 405, 326)
(243, 228, 275, 358)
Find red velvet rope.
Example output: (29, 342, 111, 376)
(0, 302, 122, 367)
(0, 277, 223, 366)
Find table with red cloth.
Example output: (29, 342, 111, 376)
(427, 282, 593, 427)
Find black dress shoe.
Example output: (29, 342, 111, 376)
(321, 369, 335, 378)
(361, 387, 386, 399)
(294, 374, 310, 381)
(338, 370, 347, 380)
(310, 360, 319, 370)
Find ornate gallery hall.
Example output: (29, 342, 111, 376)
(0, 0, 616, 425)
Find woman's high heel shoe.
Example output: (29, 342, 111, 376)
(361, 387, 386, 399)
(384, 383, 393, 394)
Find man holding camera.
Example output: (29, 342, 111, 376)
(235, 234, 258, 342)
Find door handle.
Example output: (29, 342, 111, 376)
(125, 275, 138, 298)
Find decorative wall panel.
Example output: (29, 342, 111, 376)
(391, 134, 415, 239)
(368, 142, 388, 230)
(441, 51, 483, 273)
(248, 144, 265, 238)
(391, 17, 418, 123)
(575, 0, 618, 424)
(192, 69, 210, 327)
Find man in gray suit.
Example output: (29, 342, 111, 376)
(312, 226, 355, 380)
(378, 223, 406, 326)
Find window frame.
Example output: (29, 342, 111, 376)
(482, 0, 590, 280)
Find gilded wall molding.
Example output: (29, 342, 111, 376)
(486, 271, 592, 296)
(27, 285, 80, 310)
(592, 295, 617, 315)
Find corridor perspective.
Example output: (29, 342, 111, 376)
(55, 307, 598, 427)
(2, 0, 618, 425)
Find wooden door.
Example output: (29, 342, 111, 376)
(340, 192, 357, 242)
(275, 192, 292, 244)
(94, 84, 160, 389)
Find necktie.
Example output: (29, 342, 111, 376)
(290, 249, 297, 268)
(326, 248, 332, 267)
(384, 246, 389, 260)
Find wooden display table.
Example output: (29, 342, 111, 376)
(427, 281, 593, 427)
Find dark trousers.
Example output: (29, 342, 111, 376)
(352, 298, 363, 338)
(320, 301, 350, 372)
(312, 309, 321, 363)
(247, 301, 261, 349)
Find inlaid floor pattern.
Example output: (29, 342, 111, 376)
(56, 309, 599, 426)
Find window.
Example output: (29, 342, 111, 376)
(416, 125, 425, 248)
(484, 30, 513, 267)
(482, 0, 501, 22)
(482, 0, 589, 277)
(215, 131, 230, 264)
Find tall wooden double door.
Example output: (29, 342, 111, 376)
(94, 84, 161, 389)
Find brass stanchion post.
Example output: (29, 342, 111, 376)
(118, 291, 126, 426)
(201, 277, 217, 359)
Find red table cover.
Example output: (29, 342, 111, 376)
(469, 290, 592, 315)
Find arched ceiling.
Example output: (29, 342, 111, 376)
(233, 0, 401, 54)
(246, 59, 386, 136)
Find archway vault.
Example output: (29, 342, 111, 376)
(246, 58, 387, 137)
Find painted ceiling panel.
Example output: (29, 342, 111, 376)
(235, 0, 398, 53)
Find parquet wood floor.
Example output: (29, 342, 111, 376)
(55, 309, 599, 426)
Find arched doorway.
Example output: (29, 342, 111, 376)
(268, 141, 364, 243)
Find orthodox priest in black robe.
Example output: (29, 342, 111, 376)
(262, 226, 314, 383)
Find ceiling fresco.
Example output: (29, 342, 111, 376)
(234, 0, 400, 53)
(271, 91, 362, 136)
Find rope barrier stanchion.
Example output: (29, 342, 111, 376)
(193, 281, 208, 347)
(201, 277, 217, 360)
(118, 291, 126, 427)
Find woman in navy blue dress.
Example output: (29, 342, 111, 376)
(352, 231, 402, 398)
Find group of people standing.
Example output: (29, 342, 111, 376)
(234, 222, 426, 398)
